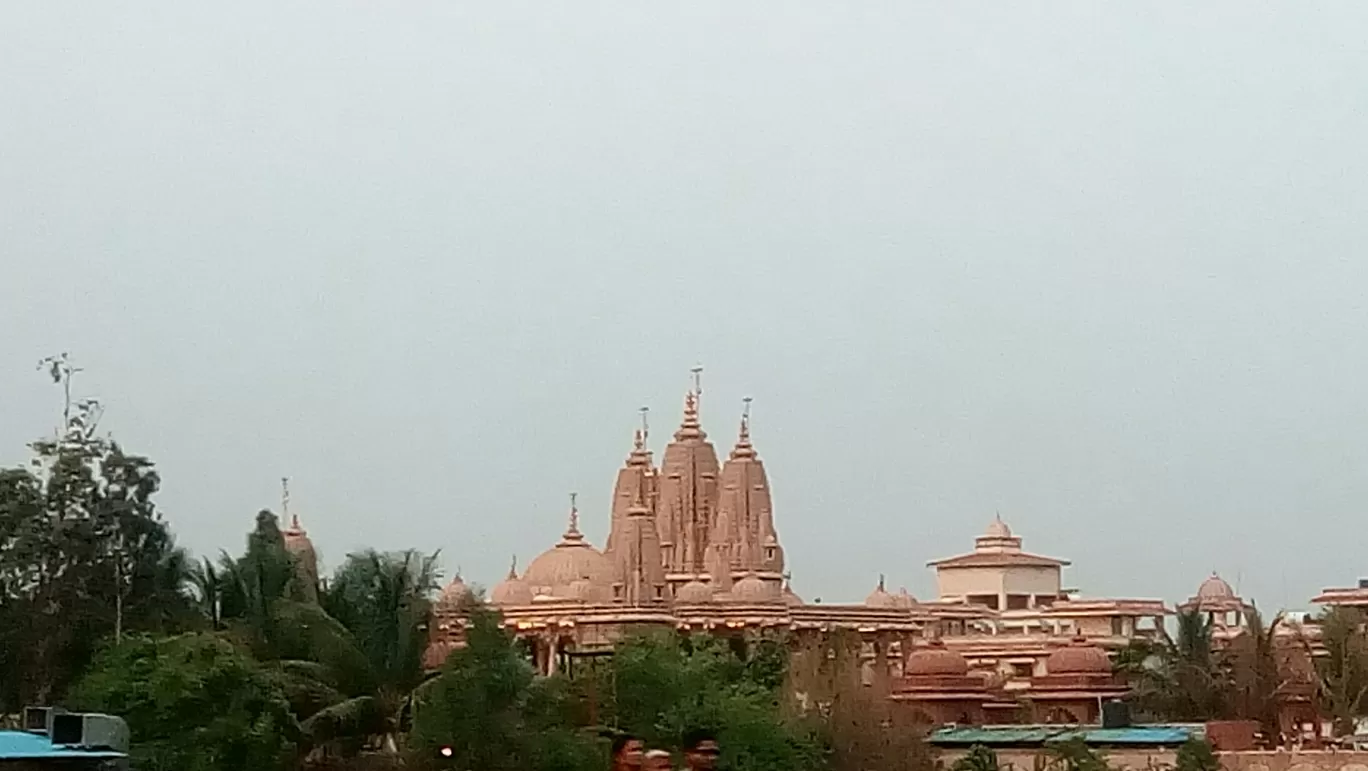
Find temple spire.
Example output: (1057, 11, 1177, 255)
(507, 555, 519, 580)
(560, 493, 584, 543)
(731, 397, 755, 458)
(675, 367, 707, 440)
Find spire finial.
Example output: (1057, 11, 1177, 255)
(691, 364, 703, 397)
(508, 554, 519, 580)
(633, 428, 645, 451)
(569, 492, 579, 533)
(740, 396, 753, 441)
(640, 406, 650, 444)
(878, 573, 886, 591)
(281, 476, 301, 530)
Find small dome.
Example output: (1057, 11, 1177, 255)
(1197, 572, 1235, 601)
(438, 575, 472, 607)
(865, 576, 898, 608)
(1045, 636, 1111, 675)
(731, 573, 774, 602)
(490, 559, 533, 606)
(907, 640, 969, 676)
(676, 579, 713, 604)
(893, 588, 916, 609)
(782, 579, 803, 607)
(985, 515, 1012, 538)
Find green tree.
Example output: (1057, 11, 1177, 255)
(1311, 607, 1368, 736)
(410, 606, 601, 771)
(1115, 610, 1226, 722)
(69, 633, 298, 771)
(1225, 607, 1287, 742)
(0, 357, 195, 710)
(1174, 738, 1220, 771)
(307, 548, 442, 754)
(1046, 738, 1112, 771)
(609, 633, 822, 771)
(950, 745, 1000, 771)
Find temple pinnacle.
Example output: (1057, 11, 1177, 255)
(561, 492, 584, 542)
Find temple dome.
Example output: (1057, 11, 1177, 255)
(865, 576, 898, 608)
(438, 574, 472, 608)
(523, 507, 614, 598)
(567, 577, 599, 602)
(907, 640, 969, 676)
(1197, 572, 1235, 601)
(730, 572, 774, 602)
(490, 558, 533, 606)
(1045, 636, 1111, 675)
(893, 588, 916, 609)
(676, 579, 713, 604)
(782, 578, 803, 607)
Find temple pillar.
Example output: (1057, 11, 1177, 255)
(548, 635, 560, 676)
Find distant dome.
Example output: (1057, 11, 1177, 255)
(730, 572, 777, 602)
(865, 576, 898, 608)
(676, 580, 713, 604)
(907, 640, 969, 676)
(523, 521, 614, 599)
(1197, 573, 1235, 601)
(782, 580, 803, 607)
(893, 588, 916, 609)
(490, 560, 533, 606)
(438, 575, 472, 608)
(1045, 637, 1111, 675)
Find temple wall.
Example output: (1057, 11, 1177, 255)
(937, 566, 1008, 599)
(1001, 566, 1064, 597)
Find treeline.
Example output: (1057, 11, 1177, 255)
(0, 360, 922, 771)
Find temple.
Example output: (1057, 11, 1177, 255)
(422, 375, 1186, 724)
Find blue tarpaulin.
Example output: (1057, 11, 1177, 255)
(0, 730, 128, 760)
(928, 725, 1200, 747)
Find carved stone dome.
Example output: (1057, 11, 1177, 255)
(1197, 572, 1235, 601)
(985, 516, 1012, 538)
(907, 640, 969, 676)
(676, 579, 713, 604)
(523, 515, 614, 598)
(1045, 636, 1111, 675)
(567, 577, 599, 602)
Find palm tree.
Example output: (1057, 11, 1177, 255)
(1224, 607, 1286, 741)
(1116, 609, 1227, 721)
(308, 548, 441, 754)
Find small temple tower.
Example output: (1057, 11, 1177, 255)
(712, 397, 784, 594)
(279, 477, 319, 603)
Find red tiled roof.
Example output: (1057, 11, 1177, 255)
(927, 552, 1069, 568)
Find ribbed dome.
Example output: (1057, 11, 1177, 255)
(490, 557, 533, 606)
(523, 508, 614, 598)
(676, 579, 713, 604)
(1197, 572, 1235, 601)
(907, 640, 969, 676)
(567, 577, 598, 602)
(1045, 637, 1111, 675)
(730, 572, 774, 602)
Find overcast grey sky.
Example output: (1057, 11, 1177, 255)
(2, 3, 1366, 609)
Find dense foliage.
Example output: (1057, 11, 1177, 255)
(69, 633, 298, 771)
